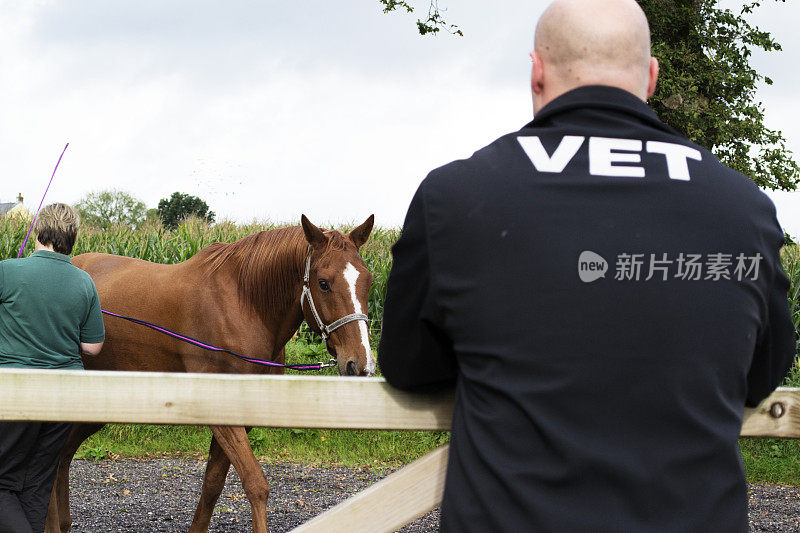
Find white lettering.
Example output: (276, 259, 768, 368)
(519, 136, 704, 181)
(646, 141, 702, 181)
(589, 137, 644, 178)
(517, 135, 585, 173)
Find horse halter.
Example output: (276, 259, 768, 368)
(300, 247, 369, 350)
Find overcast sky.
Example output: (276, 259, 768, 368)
(1, 0, 798, 235)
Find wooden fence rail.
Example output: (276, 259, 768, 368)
(0, 369, 797, 532)
(0, 369, 454, 429)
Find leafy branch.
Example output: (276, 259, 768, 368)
(378, 0, 462, 36)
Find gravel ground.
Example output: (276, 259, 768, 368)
(749, 484, 800, 532)
(62, 458, 797, 532)
(66, 458, 438, 532)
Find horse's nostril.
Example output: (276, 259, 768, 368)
(346, 360, 357, 376)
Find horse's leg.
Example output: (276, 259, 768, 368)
(46, 480, 59, 532)
(209, 425, 269, 533)
(45, 423, 105, 533)
(188, 434, 232, 533)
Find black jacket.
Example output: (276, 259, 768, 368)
(378, 86, 796, 532)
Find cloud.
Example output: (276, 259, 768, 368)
(2, 0, 797, 235)
(3, 1, 538, 227)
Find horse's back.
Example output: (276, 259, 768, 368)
(73, 252, 184, 305)
(72, 253, 198, 372)
(72, 252, 172, 281)
(72, 250, 266, 375)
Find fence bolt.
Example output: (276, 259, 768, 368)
(769, 402, 785, 419)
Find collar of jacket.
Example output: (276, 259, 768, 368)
(31, 249, 72, 263)
(524, 85, 680, 136)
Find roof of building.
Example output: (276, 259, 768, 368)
(5, 204, 31, 219)
(0, 202, 16, 216)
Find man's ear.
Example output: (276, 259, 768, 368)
(647, 56, 659, 99)
(301, 215, 327, 248)
(531, 50, 545, 96)
(349, 215, 375, 249)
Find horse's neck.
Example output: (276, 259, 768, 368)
(255, 247, 307, 354)
(199, 240, 307, 352)
(272, 303, 305, 354)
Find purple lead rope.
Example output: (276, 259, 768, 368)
(18, 143, 70, 258)
(101, 310, 331, 371)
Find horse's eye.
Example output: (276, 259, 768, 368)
(318, 279, 330, 292)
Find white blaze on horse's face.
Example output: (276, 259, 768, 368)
(343, 262, 376, 376)
(300, 213, 375, 376)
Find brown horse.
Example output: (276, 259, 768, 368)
(45, 215, 376, 533)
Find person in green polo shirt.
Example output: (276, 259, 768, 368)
(0, 203, 104, 533)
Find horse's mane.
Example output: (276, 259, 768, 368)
(200, 225, 352, 319)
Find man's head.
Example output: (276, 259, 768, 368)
(34, 203, 81, 255)
(531, 0, 658, 113)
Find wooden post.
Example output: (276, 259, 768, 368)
(291, 445, 450, 533)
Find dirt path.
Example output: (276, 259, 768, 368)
(63, 458, 796, 532)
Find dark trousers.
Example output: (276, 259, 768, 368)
(0, 422, 71, 533)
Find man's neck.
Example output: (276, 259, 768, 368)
(535, 82, 647, 115)
(34, 242, 56, 253)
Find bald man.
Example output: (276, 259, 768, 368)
(379, 0, 795, 531)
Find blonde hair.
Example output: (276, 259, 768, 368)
(33, 203, 81, 254)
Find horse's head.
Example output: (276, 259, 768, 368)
(300, 214, 376, 377)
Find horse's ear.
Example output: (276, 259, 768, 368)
(349, 214, 374, 249)
(301, 215, 327, 248)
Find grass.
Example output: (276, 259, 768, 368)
(78, 423, 451, 473)
(740, 439, 800, 485)
(2, 217, 800, 483)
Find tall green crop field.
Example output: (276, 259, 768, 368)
(2, 216, 797, 361)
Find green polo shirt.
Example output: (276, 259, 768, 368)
(0, 250, 105, 369)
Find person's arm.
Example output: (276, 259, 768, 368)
(80, 281, 106, 357)
(80, 341, 104, 356)
(745, 228, 797, 407)
(378, 183, 457, 392)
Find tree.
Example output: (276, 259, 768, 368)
(157, 192, 215, 229)
(640, 0, 797, 191)
(75, 190, 147, 230)
(389, 1, 798, 190)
